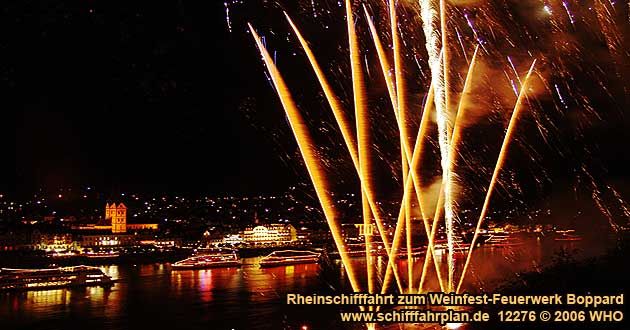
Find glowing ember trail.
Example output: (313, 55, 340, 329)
(416, 46, 479, 293)
(456, 59, 537, 293)
(382, 79, 443, 294)
(414, 81, 448, 293)
(363, 5, 397, 111)
(381, 176, 412, 294)
(248, 24, 361, 293)
(363, 6, 427, 221)
(364, 7, 433, 290)
(285, 12, 404, 291)
(284, 12, 358, 171)
(389, 0, 414, 293)
(245, 0, 630, 327)
(438, 0, 457, 294)
(451, 45, 480, 160)
(419, 181, 445, 293)
(418, 0, 456, 292)
(345, 0, 375, 294)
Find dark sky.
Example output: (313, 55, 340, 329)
(0, 1, 297, 196)
(0, 0, 628, 202)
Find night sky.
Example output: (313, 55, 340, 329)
(0, 0, 628, 205)
(0, 1, 296, 196)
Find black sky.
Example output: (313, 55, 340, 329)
(0, 0, 296, 196)
(0, 0, 628, 201)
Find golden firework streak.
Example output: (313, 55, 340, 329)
(418, 181, 445, 293)
(388, 0, 415, 294)
(414, 82, 448, 294)
(249, 24, 361, 293)
(381, 78, 445, 294)
(381, 179, 411, 294)
(346, 0, 375, 295)
(284, 12, 405, 293)
(438, 0, 458, 293)
(368, 42, 452, 294)
(364, 5, 434, 293)
(420, 0, 456, 293)
(446, 45, 479, 194)
(417, 45, 479, 293)
(284, 13, 358, 175)
(456, 59, 537, 293)
(362, 5, 397, 111)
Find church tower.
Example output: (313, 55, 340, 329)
(107, 203, 127, 233)
(105, 203, 113, 219)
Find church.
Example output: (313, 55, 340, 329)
(72, 203, 159, 248)
(73, 203, 158, 233)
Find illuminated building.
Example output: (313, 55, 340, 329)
(242, 224, 297, 245)
(341, 223, 362, 243)
(73, 203, 158, 233)
(81, 234, 135, 247)
(201, 230, 225, 246)
(138, 238, 181, 248)
(31, 231, 77, 251)
(295, 227, 317, 243)
(126, 223, 158, 230)
(106, 203, 127, 233)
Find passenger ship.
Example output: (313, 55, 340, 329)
(433, 235, 471, 257)
(554, 229, 583, 241)
(329, 243, 382, 258)
(171, 250, 240, 270)
(259, 250, 321, 267)
(0, 266, 113, 291)
(482, 232, 523, 247)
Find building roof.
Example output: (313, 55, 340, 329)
(105, 202, 126, 209)
(95, 217, 112, 226)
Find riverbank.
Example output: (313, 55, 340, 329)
(469, 238, 629, 330)
(0, 245, 324, 268)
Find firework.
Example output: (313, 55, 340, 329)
(245, 0, 629, 327)
(457, 59, 537, 293)
(248, 24, 361, 293)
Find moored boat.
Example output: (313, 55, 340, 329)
(482, 232, 523, 247)
(395, 246, 428, 259)
(554, 229, 583, 241)
(259, 250, 320, 267)
(79, 251, 121, 258)
(171, 250, 240, 270)
(329, 243, 382, 258)
(0, 266, 113, 291)
(433, 235, 471, 256)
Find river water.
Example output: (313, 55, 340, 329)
(0, 237, 611, 330)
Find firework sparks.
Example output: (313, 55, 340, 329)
(388, 0, 415, 293)
(248, 24, 361, 293)
(363, 4, 434, 293)
(436, 0, 457, 293)
(246, 0, 629, 325)
(285, 11, 405, 291)
(344, 0, 375, 294)
(457, 59, 537, 293)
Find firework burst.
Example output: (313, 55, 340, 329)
(243, 0, 629, 327)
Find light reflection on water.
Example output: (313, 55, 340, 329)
(0, 239, 610, 330)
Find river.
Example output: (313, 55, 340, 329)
(0, 236, 611, 330)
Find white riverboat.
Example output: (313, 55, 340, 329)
(0, 266, 113, 291)
(259, 250, 320, 267)
(171, 250, 240, 270)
